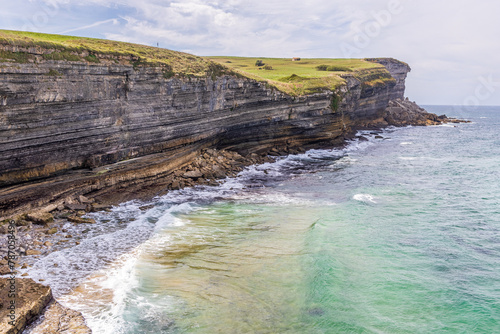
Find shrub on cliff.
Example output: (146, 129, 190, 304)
(316, 64, 352, 72)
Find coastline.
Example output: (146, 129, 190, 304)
(0, 102, 469, 333)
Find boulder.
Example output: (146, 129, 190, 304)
(183, 170, 203, 179)
(25, 249, 42, 256)
(26, 212, 54, 225)
(78, 195, 92, 204)
(171, 180, 181, 190)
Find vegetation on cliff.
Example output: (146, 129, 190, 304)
(209, 56, 391, 96)
(0, 29, 395, 96)
(0, 30, 227, 77)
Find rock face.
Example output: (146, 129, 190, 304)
(0, 278, 52, 334)
(25, 301, 91, 334)
(0, 53, 416, 217)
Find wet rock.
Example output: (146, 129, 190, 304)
(43, 241, 52, 247)
(375, 135, 384, 139)
(307, 307, 325, 316)
(26, 212, 54, 225)
(67, 216, 96, 224)
(46, 227, 58, 235)
(26, 249, 42, 256)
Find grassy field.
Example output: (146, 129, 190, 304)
(209, 56, 389, 95)
(0, 30, 218, 76)
(0, 30, 395, 96)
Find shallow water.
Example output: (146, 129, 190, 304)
(25, 106, 500, 333)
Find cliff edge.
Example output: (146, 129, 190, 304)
(0, 30, 457, 219)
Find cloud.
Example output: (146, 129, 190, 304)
(58, 18, 119, 34)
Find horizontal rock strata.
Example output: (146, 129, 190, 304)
(0, 53, 456, 218)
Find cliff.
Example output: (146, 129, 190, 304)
(0, 31, 438, 218)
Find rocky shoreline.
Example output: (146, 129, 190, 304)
(0, 147, 283, 334)
(0, 101, 468, 333)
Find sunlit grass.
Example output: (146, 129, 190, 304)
(0, 30, 396, 96)
(209, 56, 389, 96)
(0, 29, 218, 76)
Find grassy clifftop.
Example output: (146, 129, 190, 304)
(0, 30, 220, 77)
(0, 30, 395, 96)
(209, 57, 394, 96)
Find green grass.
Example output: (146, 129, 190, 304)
(0, 29, 220, 76)
(0, 30, 397, 96)
(209, 57, 388, 96)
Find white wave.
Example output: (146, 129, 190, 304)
(353, 194, 377, 203)
(400, 142, 413, 145)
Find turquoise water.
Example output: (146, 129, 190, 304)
(28, 106, 500, 333)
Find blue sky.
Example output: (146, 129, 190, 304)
(1, 0, 499, 106)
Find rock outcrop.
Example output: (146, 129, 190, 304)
(0, 50, 443, 218)
(0, 278, 51, 334)
(25, 301, 91, 334)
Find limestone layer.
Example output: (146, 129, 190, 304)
(0, 56, 410, 217)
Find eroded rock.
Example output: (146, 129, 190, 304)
(27, 301, 92, 334)
(0, 278, 52, 334)
(26, 212, 54, 225)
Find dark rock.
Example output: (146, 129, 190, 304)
(171, 180, 181, 190)
(65, 204, 88, 211)
(212, 166, 227, 179)
(0, 265, 10, 275)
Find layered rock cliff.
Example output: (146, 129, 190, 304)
(0, 45, 414, 217)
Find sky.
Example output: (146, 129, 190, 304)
(1, 0, 499, 106)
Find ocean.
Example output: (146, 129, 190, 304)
(25, 105, 500, 333)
